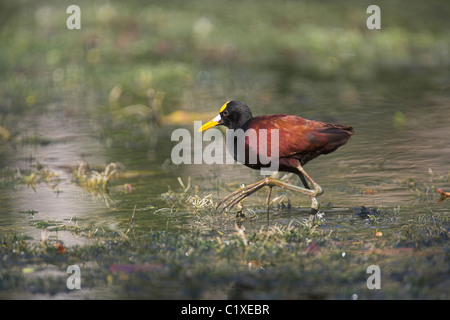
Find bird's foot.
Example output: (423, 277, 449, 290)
(216, 177, 324, 227)
(308, 208, 324, 224)
(216, 179, 268, 214)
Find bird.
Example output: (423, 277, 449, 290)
(198, 100, 354, 222)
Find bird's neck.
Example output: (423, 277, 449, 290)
(230, 113, 253, 130)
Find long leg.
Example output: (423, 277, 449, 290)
(215, 180, 268, 212)
(296, 164, 323, 215)
(298, 171, 310, 190)
(216, 164, 323, 216)
(266, 186, 273, 225)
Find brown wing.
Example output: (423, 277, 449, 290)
(247, 114, 354, 165)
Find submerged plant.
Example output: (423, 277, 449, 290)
(72, 161, 123, 206)
(186, 194, 215, 214)
(22, 166, 62, 193)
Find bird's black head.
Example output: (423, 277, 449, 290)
(219, 101, 253, 129)
(198, 101, 253, 132)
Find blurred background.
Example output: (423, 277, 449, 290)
(0, 0, 449, 300)
(0, 0, 449, 237)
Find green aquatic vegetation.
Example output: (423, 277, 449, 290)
(0, 0, 449, 300)
(401, 177, 435, 203)
(23, 169, 62, 193)
(1, 204, 449, 299)
(32, 218, 94, 238)
(16, 134, 52, 146)
(395, 214, 449, 248)
(18, 209, 39, 216)
(159, 177, 220, 216)
(72, 162, 121, 192)
(159, 177, 192, 204)
(186, 194, 215, 213)
(0, 125, 11, 143)
(12, 160, 125, 204)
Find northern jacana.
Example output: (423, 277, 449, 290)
(198, 101, 354, 221)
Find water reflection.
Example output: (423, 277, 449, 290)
(1, 114, 110, 245)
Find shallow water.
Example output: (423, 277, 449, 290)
(0, 0, 449, 300)
(1, 72, 449, 301)
(1, 75, 448, 244)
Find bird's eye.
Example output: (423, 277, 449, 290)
(222, 110, 229, 116)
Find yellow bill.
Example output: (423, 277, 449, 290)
(198, 114, 221, 132)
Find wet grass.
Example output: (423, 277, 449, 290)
(1, 219, 448, 299)
(1, 176, 449, 299)
(1, 138, 449, 299)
